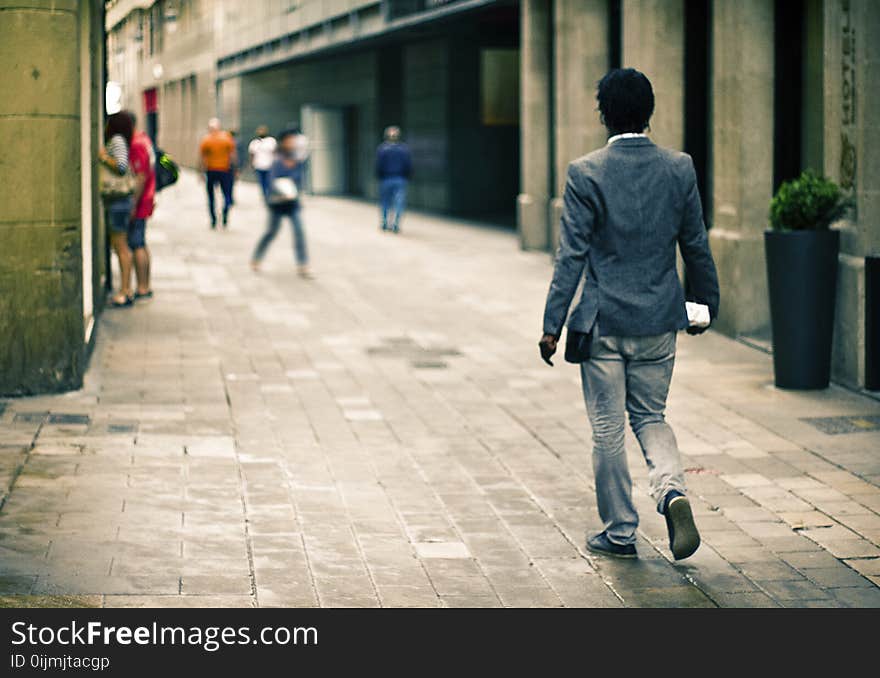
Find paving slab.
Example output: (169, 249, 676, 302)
(0, 173, 878, 608)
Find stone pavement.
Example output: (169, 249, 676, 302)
(2, 172, 880, 608)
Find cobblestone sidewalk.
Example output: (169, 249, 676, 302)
(2, 173, 879, 608)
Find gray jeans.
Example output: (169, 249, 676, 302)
(253, 203, 308, 265)
(580, 331, 686, 546)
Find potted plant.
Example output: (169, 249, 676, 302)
(765, 170, 848, 389)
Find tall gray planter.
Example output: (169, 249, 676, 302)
(764, 229, 840, 389)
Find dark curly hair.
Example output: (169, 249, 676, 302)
(104, 111, 134, 146)
(596, 68, 655, 134)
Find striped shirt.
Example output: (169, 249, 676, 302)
(106, 133, 129, 174)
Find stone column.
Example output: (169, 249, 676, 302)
(825, 0, 880, 387)
(551, 0, 610, 251)
(858, 0, 880, 257)
(708, 0, 775, 338)
(622, 0, 687, 283)
(517, 0, 553, 251)
(621, 0, 685, 150)
(0, 0, 92, 394)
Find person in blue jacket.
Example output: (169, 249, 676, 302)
(375, 126, 412, 233)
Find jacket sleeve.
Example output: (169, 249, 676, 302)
(404, 147, 413, 179)
(678, 156, 720, 319)
(375, 148, 384, 179)
(542, 163, 595, 337)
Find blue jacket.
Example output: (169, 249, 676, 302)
(376, 142, 412, 180)
(269, 157, 304, 185)
(543, 137, 720, 338)
(268, 158, 305, 207)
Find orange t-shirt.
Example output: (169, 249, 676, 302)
(200, 131, 235, 171)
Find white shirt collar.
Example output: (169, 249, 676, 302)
(607, 132, 648, 146)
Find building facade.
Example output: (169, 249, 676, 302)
(107, 0, 521, 218)
(518, 0, 878, 391)
(0, 0, 106, 395)
(105, 0, 879, 390)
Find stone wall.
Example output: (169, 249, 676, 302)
(706, 0, 775, 339)
(547, 0, 611, 251)
(622, 0, 685, 151)
(0, 0, 103, 395)
(517, 0, 553, 250)
(826, 0, 880, 388)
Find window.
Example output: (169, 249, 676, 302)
(480, 49, 520, 126)
(149, 1, 165, 56)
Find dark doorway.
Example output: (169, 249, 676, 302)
(608, 0, 622, 70)
(344, 106, 360, 194)
(773, 0, 805, 190)
(684, 0, 712, 226)
(446, 4, 520, 224)
(377, 45, 404, 136)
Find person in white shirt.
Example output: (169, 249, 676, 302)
(248, 125, 277, 202)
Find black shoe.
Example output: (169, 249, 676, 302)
(222, 210, 229, 227)
(586, 532, 637, 559)
(664, 493, 701, 560)
(109, 295, 134, 308)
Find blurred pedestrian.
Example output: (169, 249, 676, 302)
(250, 129, 312, 278)
(198, 118, 236, 229)
(248, 125, 276, 202)
(98, 111, 135, 307)
(127, 111, 156, 301)
(539, 68, 719, 562)
(375, 126, 412, 233)
(228, 128, 240, 207)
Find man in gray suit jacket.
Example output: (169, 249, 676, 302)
(539, 68, 720, 561)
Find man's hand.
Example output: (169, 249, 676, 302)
(686, 324, 709, 336)
(539, 333, 559, 366)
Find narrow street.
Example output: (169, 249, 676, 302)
(1, 172, 879, 608)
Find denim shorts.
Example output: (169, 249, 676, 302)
(106, 198, 132, 235)
(128, 218, 147, 250)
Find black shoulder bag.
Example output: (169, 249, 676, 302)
(564, 329, 593, 363)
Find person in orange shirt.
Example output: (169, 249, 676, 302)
(199, 118, 237, 229)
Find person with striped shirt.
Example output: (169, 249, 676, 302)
(99, 112, 135, 307)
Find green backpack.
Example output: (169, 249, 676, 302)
(155, 148, 179, 191)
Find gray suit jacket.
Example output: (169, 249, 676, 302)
(542, 137, 720, 338)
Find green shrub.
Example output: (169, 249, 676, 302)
(769, 170, 847, 231)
